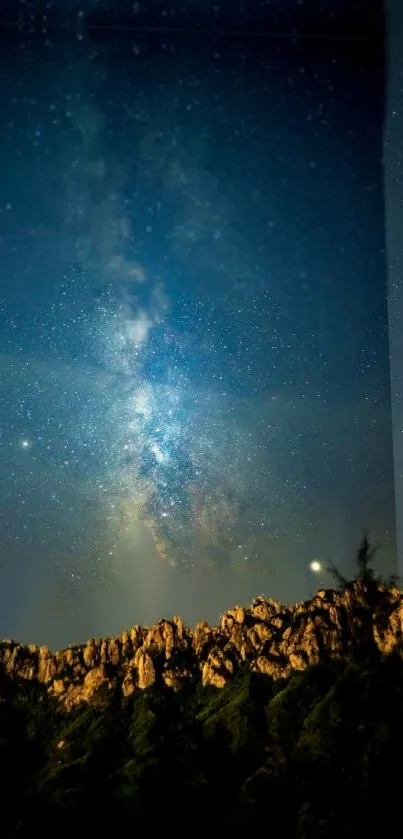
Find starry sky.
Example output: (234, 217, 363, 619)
(0, 13, 397, 648)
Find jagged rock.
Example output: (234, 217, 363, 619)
(83, 640, 97, 668)
(143, 618, 186, 659)
(52, 679, 65, 696)
(83, 665, 113, 701)
(253, 654, 289, 680)
(162, 665, 189, 690)
(1, 580, 403, 710)
(221, 606, 246, 631)
(38, 646, 56, 683)
(193, 620, 211, 656)
(134, 648, 155, 689)
(122, 665, 136, 698)
(201, 647, 235, 688)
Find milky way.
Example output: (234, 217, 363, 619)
(0, 28, 396, 644)
(1, 268, 295, 579)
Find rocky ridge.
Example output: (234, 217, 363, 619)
(1, 580, 402, 710)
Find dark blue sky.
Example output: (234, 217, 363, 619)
(0, 0, 383, 38)
(0, 12, 396, 647)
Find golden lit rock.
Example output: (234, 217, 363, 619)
(1, 580, 402, 711)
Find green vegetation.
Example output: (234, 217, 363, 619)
(0, 532, 402, 837)
(1, 653, 403, 837)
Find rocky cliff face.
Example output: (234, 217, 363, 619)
(1, 580, 402, 710)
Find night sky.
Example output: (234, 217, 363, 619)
(0, 11, 397, 648)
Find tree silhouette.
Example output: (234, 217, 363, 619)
(356, 529, 378, 583)
(326, 530, 400, 593)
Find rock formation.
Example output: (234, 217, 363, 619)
(1, 580, 402, 710)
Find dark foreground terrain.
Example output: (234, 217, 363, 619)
(1, 540, 402, 837)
